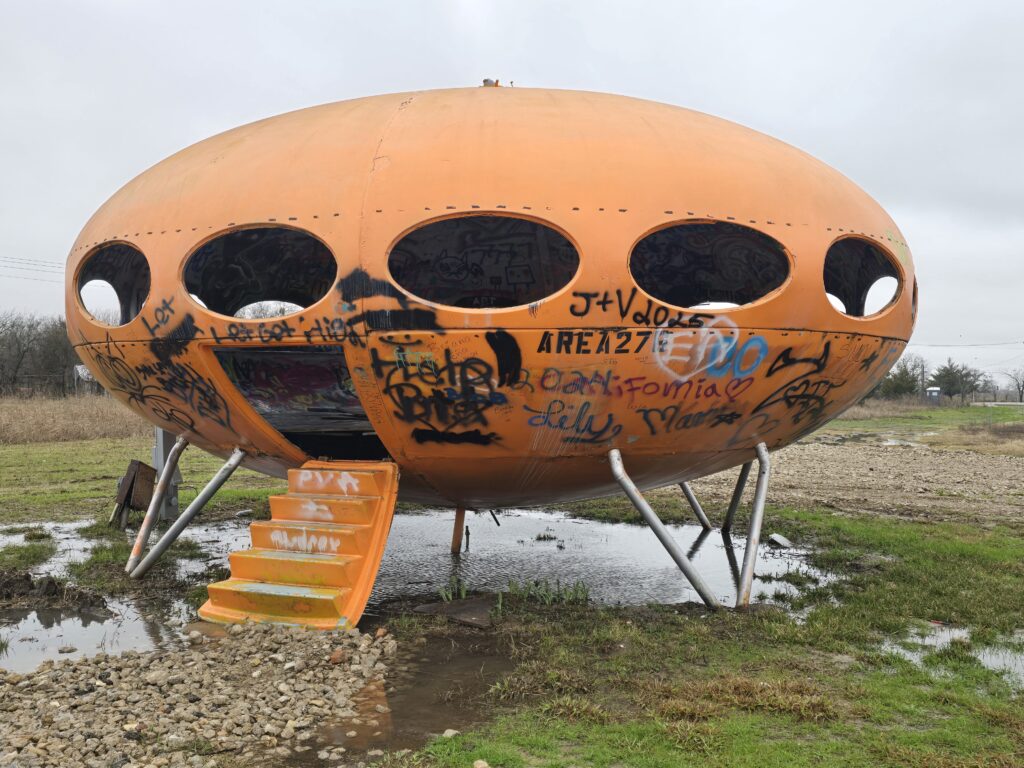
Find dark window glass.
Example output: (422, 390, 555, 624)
(629, 222, 790, 309)
(77, 243, 151, 325)
(185, 227, 337, 317)
(388, 215, 580, 309)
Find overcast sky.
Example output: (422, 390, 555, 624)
(2, 1, 1022, 375)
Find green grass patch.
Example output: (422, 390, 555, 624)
(828, 404, 1024, 436)
(0, 539, 56, 570)
(389, 508, 1024, 767)
(0, 436, 284, 524)
(67, 534, 200, 595)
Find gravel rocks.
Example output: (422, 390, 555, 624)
(0, 621, 398, 767)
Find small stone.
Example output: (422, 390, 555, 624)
(442, 728, 460, 738)
(474, 761, 490, 768)
(374, 627, 388, 639)
(374, 704, 389, 714)
(368, 749, 384, 756)
(58, 646, 76, 654)
(346, 730, 357, 738)
(188, 631, 203, 645)
(228, 623, 245, 635)
(329, 648, 348, 665)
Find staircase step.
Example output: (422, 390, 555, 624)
(229, 549, 362, 588)
(270, 494, 379, 525)
(288, 464, 389, 497)
(249, 520, 368, 555)
(199, 579, 352, 628)
(200, 459, 399, 630)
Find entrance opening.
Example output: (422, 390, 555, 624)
(216, 346, 389, 460)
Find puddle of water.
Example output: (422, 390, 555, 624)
(882, 623, 1024, 687)
(1, 510, 821, 673)
(289, 633, 513, 763)
(366, 509, 823, 612)
(0, 598, 191, 673)
(0, 519, 246, 673)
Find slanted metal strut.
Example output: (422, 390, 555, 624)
(679, 482, 713, 529)
(722, 460, 753, 535)
(609, 449, 721, 609)
(126, 435, 189, 574)
(736, 443, 771, 608)
(130, 448, 245, 579)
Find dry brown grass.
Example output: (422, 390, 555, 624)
(0, 396, 150, 444)
(836, 397, 932, 421)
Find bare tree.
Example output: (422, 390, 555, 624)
(1003, 368, 1024, 403)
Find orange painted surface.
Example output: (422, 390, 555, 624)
(198, 460, 398, 629)
(67, 87, 915, 506)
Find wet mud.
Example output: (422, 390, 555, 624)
(1, 511, 821, 673)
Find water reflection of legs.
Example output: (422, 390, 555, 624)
(686, 527, 711, 561)
(721, 532, 741, 594)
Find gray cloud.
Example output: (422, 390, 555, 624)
(2, 1, 1021, 374)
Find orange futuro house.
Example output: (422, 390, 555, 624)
(67, 85, 915, 625)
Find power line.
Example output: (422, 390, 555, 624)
(908, 340, 1024, 348)
(0, 263, 65, 277)
(0, 262, 64, 274)
(0, 256, 64, 269)
(0, 272, 63, 284)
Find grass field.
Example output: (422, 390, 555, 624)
(2, 397, 1023, 766)
(389, 510, 1024, 768)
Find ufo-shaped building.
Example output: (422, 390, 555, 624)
(67, 85, 915, 625)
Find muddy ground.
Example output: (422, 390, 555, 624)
(687, 438, 1024, 529)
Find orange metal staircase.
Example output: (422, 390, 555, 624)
(198, 460, 399, 629)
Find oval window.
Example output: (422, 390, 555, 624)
(388, 215, 580, 309)
(77, 243, 151, 325)
(823, 238, 901, 317)
(184, 227, 337, 318)
(629, 222, 790, 309)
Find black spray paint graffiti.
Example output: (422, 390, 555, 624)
(636, 405, 741, 436)
(336, 267, 442, 333)
(150, 313, 203, 363)
(485, 330, 522, 387)
(568, 287, 714, 328)
(537, 329, 652, 355)
(728, 342, 844, 447)
(370, 346, 504, 445)
(78, 333, 218, 432)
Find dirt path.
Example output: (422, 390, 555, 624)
(690, 439, 1024, 529)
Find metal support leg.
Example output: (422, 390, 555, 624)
(130, 448, 245, 579)
(736, 443, 770, 608)
(451, 506, 465, 554)
(126, 436, 188, 574)
(152, 427, 183, 522)
(722, 461, 752, 535)
(609, 449, 720, 609)
(679, 482, 713, 530)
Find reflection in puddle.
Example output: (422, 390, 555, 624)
(367, 509, 823, 612)
(0, 599, 191, 673)
(883, 623, 1024, 687)
(1, 510, 821, 674)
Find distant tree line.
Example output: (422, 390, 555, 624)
(874, 352, 1024, 403)
(0, 311, 102, 396)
